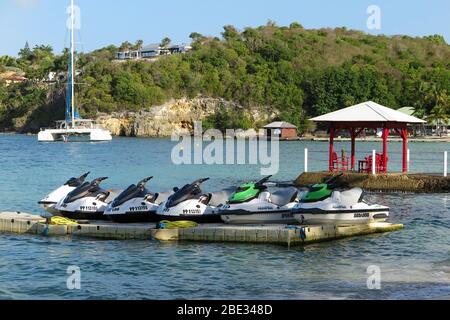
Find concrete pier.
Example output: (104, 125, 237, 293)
(0, 212, 403, 246)
(296, 172, 450, 193)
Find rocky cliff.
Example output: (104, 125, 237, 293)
(95, 97, 274, 137)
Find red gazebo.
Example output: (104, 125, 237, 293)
(310, 101, 426, 173)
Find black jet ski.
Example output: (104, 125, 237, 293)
(156, 178, 235, 223)
(53, 177, 120, 220)
(38, 172, 90, 214)
(103, 177, 173, 223)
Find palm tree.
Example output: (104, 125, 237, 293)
(134, 40, 143, 51)
(119, 41, 132, 51)
(427, 90, 450, 136)
(160, 37, 171, 48)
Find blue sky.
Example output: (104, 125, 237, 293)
(0, 0, 449, 56)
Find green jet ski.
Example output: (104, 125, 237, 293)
(293, 174, 390, 225)
(219, 176, 300, 224)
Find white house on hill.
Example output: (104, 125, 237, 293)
(116, 44, 192, 60)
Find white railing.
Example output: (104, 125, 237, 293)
(304, 148, 449, 177)
(445, 151, 448, 177)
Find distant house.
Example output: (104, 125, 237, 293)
(46, 71, 67, 83)
(397, 106, 449, 136)
(116, 43, 192, 60)
(263, 122, 298, 140)
(0, 71, 27, 85)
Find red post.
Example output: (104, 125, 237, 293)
(350, 128, 356, 170)
(402, 128, 408, 173)
(382, 126, 389, 173)
(329, 126, 335, 172)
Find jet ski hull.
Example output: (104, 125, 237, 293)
(38, 201, 60, 214)
(293, 187, 390, 226)
(58, 210, 108, 221)
(219, 193, 299, 225)
(103, 196, 161, 223)
(106, 211, 159, 223)
(53, 197, 110, 221)
(220, 209, 296, 224)
(157, 198, 223, 224)
(105, 211, 222, 223)
(39, 185, 77, 214)
(293, 208, 389, 226)
(155, 214, 222, 223)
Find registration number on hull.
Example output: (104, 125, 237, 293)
(130, 206, 148, 212)
(79, 206, 98, 212)
(182, 209, 201, 215)
(354, 212, 370, 218)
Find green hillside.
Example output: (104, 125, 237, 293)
(0, 23, 449, 133)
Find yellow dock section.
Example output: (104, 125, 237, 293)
(0, 212, 403, 246)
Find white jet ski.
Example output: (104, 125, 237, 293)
(103, 177, 173, 223)
(292, 174, 390, 226)
(38, 172, 90, 214)
(219, 176, 300, 224)
(53, 177, 120, 220)
(156, 178, 236, 223)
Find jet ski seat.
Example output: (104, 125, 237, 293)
(154, 191, 173, 204)
(112, 185, 151, 207)
(332, 188, 363, 207)
(209, 187, 237, 207)
(270, 187, 298, 207)
(103, 189, 121, 203)
(64, 182, 92, 203)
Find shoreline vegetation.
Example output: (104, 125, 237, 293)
(2, 131, 450, 143)
(0, 22, 449, 136)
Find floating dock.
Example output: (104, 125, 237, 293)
(150, 223, 403, 247)
(296, 172, 450, 193)
(0, 212, 403, 247)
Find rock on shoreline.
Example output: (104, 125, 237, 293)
(296, 172, 450, 193)
(95, 97, 273, 137)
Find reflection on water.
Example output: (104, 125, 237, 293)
(0, 135, 448, 299)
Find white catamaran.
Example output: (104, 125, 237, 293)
(38, 0, 112, 142)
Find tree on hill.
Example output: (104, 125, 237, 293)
(189, 32, 203, 41)
(222, 25, 240, 41)
(0, 56, 18, 67)
(134, 40, 144, 50)
(424, 34, 447, 45)
(18, 42, 32, 61)
(0, 23, 449, 133)
(119, 41, 132, 51)
(160, 37, 171, 48)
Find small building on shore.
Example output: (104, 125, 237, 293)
(398, 106, 449, 137)
(0, 71, 27, 86)
(263, 122, 298, 140)
(116, 44, 192, 60)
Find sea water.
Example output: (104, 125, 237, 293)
(0, 134, 448, 299)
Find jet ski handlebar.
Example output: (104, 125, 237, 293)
(194, 178, 210, 185)
(79, 172, 90, 181)
(138, 176, 153, 187)
(255, 175, 273, 188)
(91, 177, 108, 187)
(323, 173, 344, 188)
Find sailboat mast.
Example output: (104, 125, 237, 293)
(71, 0, 75, 129)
